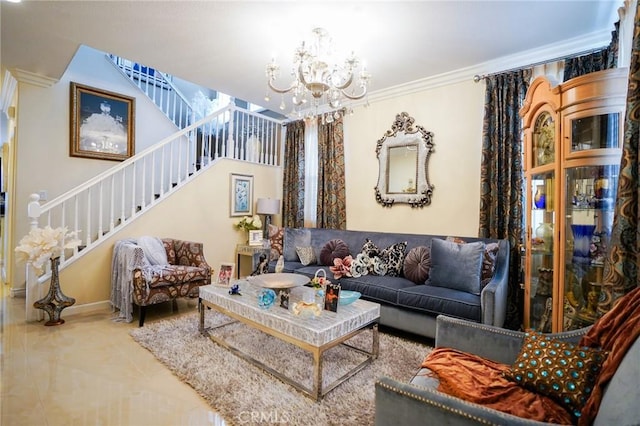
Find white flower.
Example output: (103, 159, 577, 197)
(234, 215, 262, 231)
(15, 226, 81, 274)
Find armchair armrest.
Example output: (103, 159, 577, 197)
(375, 376, 543, 426)
(435, 315, 588, 365)
(170, 239, 211, 271)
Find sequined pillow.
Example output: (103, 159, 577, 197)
(504, 331, 608, 420)
(295, 246, 317, 266)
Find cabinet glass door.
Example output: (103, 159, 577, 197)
(570, 113, 620, 152)
(528, 172, 555, 332)
(563, 165, 618, 331)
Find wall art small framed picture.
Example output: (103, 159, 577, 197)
(70, 82, 135, 161)
(230, 173, 253, 217)
(248, 230, 263, 246)
(324, 282, 341, 312)
(216, 262, 235, 287)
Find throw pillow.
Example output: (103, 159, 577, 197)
(481, 242, 500, 288)
(138, 236, 169, 265)
(268, 224, 284, 261)
(361, 238, 381, 257)
(403, 245, 431, 284)
(504, 331, 608, 420)
(429, 238, 484, 294)
(295, 246, 317, 266)
(319, 239, 350, 266)
(381, 241, 408, 277)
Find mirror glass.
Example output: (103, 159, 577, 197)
(375, 112, 434, 207)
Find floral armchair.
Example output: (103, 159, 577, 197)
(111, 237, 212, 326)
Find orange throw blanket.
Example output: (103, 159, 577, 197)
(578, 286, 640, 426)
(421, 348, 573, 424)
(422, 287, 640, 425)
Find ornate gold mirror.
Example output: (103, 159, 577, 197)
(375, 112, 434, 207)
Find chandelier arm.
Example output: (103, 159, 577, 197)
(332, 73, 354, 91)
(340, 87, 368, 100)
(267, 79, 297, 95)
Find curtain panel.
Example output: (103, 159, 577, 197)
(603, 5, 640, 305)
(563, 21, 619, 81)
(317, 116, 347, 229)
(282, 120, 306, 228)
(479, 69, 530, 330)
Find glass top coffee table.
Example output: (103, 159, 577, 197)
(198, 280, 380, 400)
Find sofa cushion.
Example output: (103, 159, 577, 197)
(339, 274, 415, 305)
(403, 245, 431, 284)
(362, 238, 381, 257)
(295, 246, 317, 266)
(505, 331, 608, 420)
(397, 285, 481, 321)
(284, 228, 311, 261)
(430, 238, 484, 295)
(319, 239, 350, 266)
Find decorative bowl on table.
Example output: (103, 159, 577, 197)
(248, 273, 309, 289)
(339, 290, 361, 305)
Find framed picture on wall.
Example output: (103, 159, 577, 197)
(230, 173, 253, 217)
(70, 82, 135, 161)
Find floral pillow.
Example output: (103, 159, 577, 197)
(268, 224, 284, 261)
(504, 331, 608, 420)
(330, 255, 353, 279)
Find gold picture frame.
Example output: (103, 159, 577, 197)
(70, 82, 135, 161)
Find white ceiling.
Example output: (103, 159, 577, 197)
(1, 1, 622, 114)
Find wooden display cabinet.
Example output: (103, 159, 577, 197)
(521, 68, 627, 332)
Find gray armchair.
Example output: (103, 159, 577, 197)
(375, 315, 640, 425)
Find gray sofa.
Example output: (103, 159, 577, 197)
(375, 315, 640, 425)
(267, 227, 510, 339)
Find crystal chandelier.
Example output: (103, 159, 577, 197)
(265, 27, 371, 119)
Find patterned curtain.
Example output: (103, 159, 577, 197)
(563, 21, 619, 81)
(479, 69, 531, 331)
(317, 116, 347, 229)
(282, 120, 305, 228)
(602, 6, 640, 307)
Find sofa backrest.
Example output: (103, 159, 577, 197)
(283, 227, 506, 265)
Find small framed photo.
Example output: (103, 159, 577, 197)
(248, 230, 263, 246)
(216, 262, 235, 286)
(324, 282, 341, 312)
(230, 173, 254, 217)
(70, 82, 135, 161)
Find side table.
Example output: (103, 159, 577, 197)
(236, 244, 271, 278)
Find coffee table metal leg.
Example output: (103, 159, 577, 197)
(199, 298, 205, 334)
(313, 349, 323, 401)
(372, 323, 379, 359)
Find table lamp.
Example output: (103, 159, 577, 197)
(257, 198, 280, 239)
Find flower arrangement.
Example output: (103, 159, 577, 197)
(234, 215, 262, 232)
(310, 270, 330, 289)
(15, 226, 81, 274)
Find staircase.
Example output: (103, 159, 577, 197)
(26, 71, 286, 284)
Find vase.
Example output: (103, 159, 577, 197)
(33, 257, 76, 326)
(535, 222, 553, 251)
(534, 184, 546, 209)
(571, 224, 596, 264)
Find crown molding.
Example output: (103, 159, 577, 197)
(11, 68, 58, 88)
(364, 29, 612, 106)
(1, 69, 18, 114)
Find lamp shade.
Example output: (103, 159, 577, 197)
(257, 198, 280, 215)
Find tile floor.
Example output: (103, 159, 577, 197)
(0, 285, 227, 426)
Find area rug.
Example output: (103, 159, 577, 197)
(130, 311, 432, 426)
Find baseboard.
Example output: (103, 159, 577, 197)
(62, 300, 112, 317)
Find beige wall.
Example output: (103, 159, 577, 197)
(345, 79, 485, 237)
(56, 159, 281, 307)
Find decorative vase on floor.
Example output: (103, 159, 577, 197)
(571, 224, 596, 264)
(33, 257, 76, 326)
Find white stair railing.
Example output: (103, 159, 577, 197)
(25, 103, 284, 286)
(108, 54, 194, 129)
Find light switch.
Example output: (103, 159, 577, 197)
(38, 190, 47, 201)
